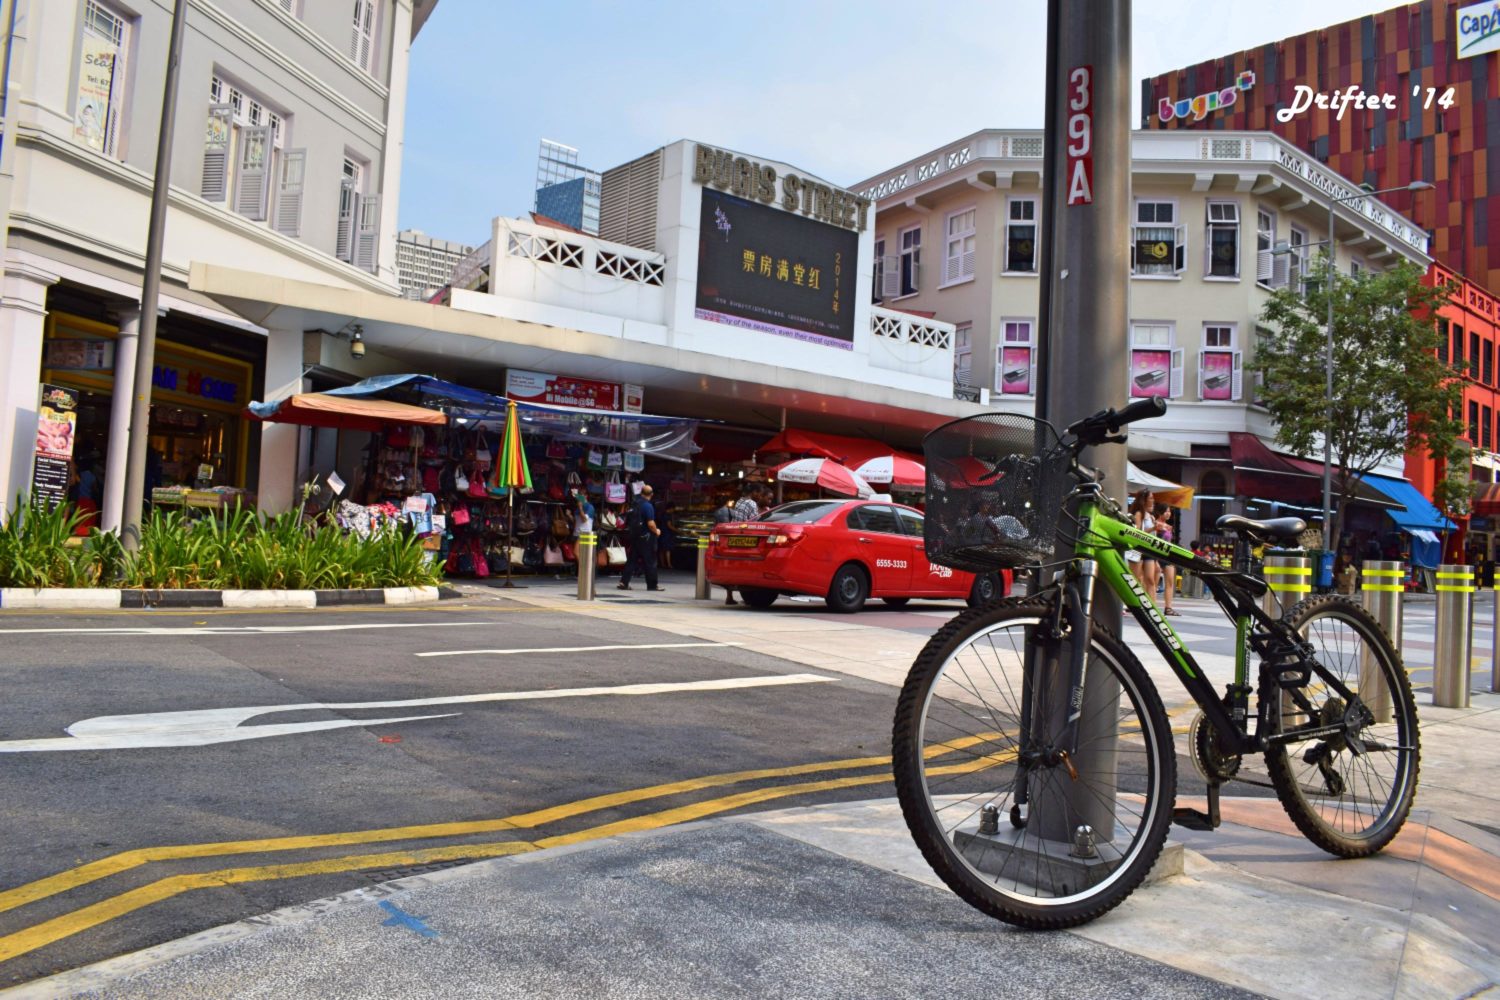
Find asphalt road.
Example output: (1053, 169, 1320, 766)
(0, 597, 909, 987)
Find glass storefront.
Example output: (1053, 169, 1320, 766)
(42, 313, 253, 491)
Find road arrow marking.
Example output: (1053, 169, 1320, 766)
(0, 674, 836, 752)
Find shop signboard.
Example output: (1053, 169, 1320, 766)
(1130, 349, 1171, 398)
(31, 384, 79, 509)
(693, 189, 858, 350)
(72, 33, 117, 152)
(44, 338, 114, 371)
(506, 369, 643, 413)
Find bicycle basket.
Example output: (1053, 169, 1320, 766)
(923, 413, 1071, 572)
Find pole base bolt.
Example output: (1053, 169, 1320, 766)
(1070, 823, 1098, 858)
(978, 804, 1000, 836)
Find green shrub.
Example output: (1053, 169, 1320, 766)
(0, 496, 442, 591)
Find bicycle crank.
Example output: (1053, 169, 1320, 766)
(1188, 710, 1242, 783)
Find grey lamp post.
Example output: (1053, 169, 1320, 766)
(1279, 180, 1433, 552)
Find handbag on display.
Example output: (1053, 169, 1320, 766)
(518, 505, 537, 534)
(386, 426, 411, 448)
(509, 545, 527, 568)
(543, 540, 563, 566)
(450, 506, 470, 526)
(587, 448, 605, 470)
(606, 451, 623, 469)
(559, 540, 576, 563)
(600, 509, 618, 531)
(454, 467, 470, 493)
(605, 481, 626, 505)
(552, 510, 570, 538)
(468, 470, 487, 498)
(597, 546, 610, 569)
(546, 439, 568, 459)
(606, 542, 628, 566)
(470, 538, 489, 578)
(623, 451, 644, 473)
(475, 436, 492, 469)
(523, 542, 544, 569)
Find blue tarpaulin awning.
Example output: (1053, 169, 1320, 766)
(1360, 473, 1453, 569)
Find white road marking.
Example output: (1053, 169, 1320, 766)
(416, 641, 742, 658)
(0, 622, 494, 636)
(0, 674, 837, 752)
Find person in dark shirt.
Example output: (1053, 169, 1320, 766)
(617, 484, 663, 591)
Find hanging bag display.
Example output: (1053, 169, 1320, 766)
(623, 451, 645, 473)
(543, 539, 563, 566)
(606, 451, 623, 469)
(604, 471, 626, 505)
(475, 434, 493, 469)
(587, 447, 605, 470)
(450, 506, 470, 526)
(509, 544, 527, 568)
(552, 509, 571, 538)
(468, 469, 487, 498)
(454, 467, 470, 493)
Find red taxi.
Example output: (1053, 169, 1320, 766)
(706, 499, 1010, 613)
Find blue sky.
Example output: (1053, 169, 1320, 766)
(399, 0, 1391, 246)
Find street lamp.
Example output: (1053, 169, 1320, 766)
(1276, 179, 1433, 552)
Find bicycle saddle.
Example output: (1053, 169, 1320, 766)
(1215, 514, 1307, 541)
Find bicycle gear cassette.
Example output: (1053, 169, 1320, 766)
(1189, 710, 1242, 783)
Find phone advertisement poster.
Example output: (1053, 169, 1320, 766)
(998, 347, 1032, 395)
(1130, 349, 1171, 398)
(1201, 351, 1233, 400)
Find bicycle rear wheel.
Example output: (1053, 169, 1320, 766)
(1263, 595, 1420, 857)
(892, 599, 1175, 929)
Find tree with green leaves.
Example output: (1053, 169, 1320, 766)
(1251, 257, 1462, 548)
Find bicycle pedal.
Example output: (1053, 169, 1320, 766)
(1171, 807, 1218, 832)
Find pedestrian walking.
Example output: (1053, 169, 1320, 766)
(1156, 504, 1180, 615)
(617, 484, 664, 591)
(713, 495, 740, 605)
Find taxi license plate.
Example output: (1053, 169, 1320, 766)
(725, 536, 760, 548)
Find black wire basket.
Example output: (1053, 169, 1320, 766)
(923, 413, 1073, 572)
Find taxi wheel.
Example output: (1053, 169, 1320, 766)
(740, 587, 778, 609)
(827, 563, 869, 614)
(967, 572, 1002, 608)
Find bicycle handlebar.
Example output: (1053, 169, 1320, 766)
(1066, 397, 1167, 448)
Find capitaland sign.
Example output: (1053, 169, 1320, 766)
(1458, 0, 1500, 59)
(691, 144, 871, 233)
(1157, 71, 1256, 123)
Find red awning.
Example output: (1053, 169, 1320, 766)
(246, 393, 447, 432)
(1227, 433, 1402, 510)
(1474, 482, 1500, 517)
(757, 429, 920, 468)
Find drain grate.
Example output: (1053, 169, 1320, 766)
(356, 859, 474, 884)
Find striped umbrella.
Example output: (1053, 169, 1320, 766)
(494, 400, 531, 588)
(853, 455, 926, 489)
(494, 399, 532, 492)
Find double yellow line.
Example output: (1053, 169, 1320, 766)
(0, 749, 919, 965)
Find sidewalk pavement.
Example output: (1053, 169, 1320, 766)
(10, 573, 1500, 1000)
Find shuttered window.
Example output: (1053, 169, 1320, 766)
(943, 208, 976, 285)
(274, 149, 306, 237)
(351, 0, 376, 74)
(204, 75, 290, 227)
(73, 1, 132, 158)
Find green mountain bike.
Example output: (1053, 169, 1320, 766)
(892, 397, 1420, 928)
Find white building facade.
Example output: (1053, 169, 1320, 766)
(853, 129, 1432, 541)
(0, 0, 435, 518)
(190, 138, 972, 509)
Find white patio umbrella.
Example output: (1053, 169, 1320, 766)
(773, 458, 875, 499)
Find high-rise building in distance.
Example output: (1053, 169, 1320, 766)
(535, 139, 600, 234)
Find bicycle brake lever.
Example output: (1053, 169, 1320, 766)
(1103, 434, 1128, 444)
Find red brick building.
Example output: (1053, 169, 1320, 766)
(1142, 0, 1491, 289)
(1418, 265, 1500, 557)
(1144, 0, 1500, 559)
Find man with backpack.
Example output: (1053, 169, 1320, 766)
(617, 484, 663, 591)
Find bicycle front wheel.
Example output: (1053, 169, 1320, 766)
(1263, 595, 1420, 857)
(892, 600, 1175, 929)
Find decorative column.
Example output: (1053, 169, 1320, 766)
(101, 307, 142, 533)
(0, 261, 59, 512)
(257, 327, 304, 513)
